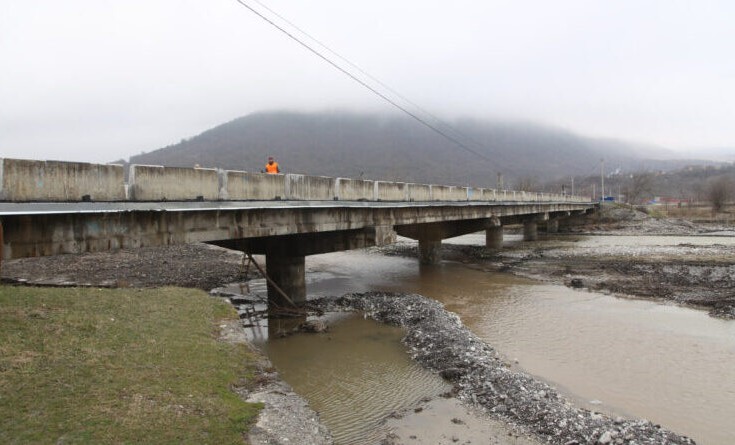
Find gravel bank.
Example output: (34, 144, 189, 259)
(312, 292, 698, 445)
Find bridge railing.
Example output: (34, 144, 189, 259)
(0, 157, 591, 203)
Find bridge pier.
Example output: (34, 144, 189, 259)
(546, 218, 559, 233)
(418, 238, 443, 265)
(485, 217, 503, 250)
(266, 254, 306, 309)
(523, 221, 538, 241)
(214, 227, 397, 311)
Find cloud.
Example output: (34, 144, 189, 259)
(1, 0, 733, 163)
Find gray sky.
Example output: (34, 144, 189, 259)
(1, 0, 733, 163)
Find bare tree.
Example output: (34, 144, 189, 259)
(622, 172, 654, 204)
(707, 176, 734, 212)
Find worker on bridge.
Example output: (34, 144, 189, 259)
(264, 156, 280, 174)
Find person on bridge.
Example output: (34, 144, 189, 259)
(264, 156, 280, 174)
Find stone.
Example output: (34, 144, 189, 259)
(598, 431, 613, 444)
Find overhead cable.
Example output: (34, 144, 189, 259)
(232, 0, 493, 162)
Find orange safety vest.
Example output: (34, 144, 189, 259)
(265, 162, 279, 174)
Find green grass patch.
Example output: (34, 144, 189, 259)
(0, 286, 262, 444)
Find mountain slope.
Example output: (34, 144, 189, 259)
(127, 111, 700, 188)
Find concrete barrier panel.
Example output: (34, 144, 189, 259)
(335, 178, 375, 201)
(481, 188, 498, 201)
(375, 181, 407, 201)
(129, 165, 219, 201)
(467, 187, 483, 201)
(286, 174, 336, 200)
(431, 185, 467, 201)
(0, 158, 125, 202)
(407, 183, 432, 201)
(226, 171, 286, 200)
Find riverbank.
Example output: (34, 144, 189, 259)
(378, 205, 735, 319)
(1, 245, 334, 445)
(0, 286, 263, 443)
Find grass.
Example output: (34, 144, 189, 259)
(0, 286, 262, 444)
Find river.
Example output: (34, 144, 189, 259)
(247, 234, 735, 445)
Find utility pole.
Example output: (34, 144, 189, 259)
(600, 158, 605, 201)
(571, 177, 575, 196)
(497, 172, 504, 190)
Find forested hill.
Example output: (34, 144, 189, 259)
(126, 111, 698, 188)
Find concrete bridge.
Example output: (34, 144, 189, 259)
(0, 158, 596, 307)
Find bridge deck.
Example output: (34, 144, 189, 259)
(0, 199, 591, 216)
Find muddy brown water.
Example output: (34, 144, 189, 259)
(247, 235, 735, 445)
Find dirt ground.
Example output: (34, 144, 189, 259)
(498, 206, 735, 319)
(1, 243, 250, 289)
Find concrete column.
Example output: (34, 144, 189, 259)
(523, 221, 538, 241)
(546, 218, 559, 233)
(418, 238, 442, 265)
(485, 225, 503, 250)
(266, 254, 306, 309)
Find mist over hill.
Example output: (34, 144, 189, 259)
(127, 111, 706, 189)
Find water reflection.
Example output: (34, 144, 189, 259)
(251, 314, 449, 445)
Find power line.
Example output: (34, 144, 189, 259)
(232, 0, 493, 162)
(247, 0, 481, 150)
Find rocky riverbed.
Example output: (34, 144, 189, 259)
(309, 292, 697, 445)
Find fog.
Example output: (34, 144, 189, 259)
(1, 0, 733, 163)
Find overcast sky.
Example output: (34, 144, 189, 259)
(1, 0, 733, 163)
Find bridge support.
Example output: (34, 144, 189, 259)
(546, 218, 559, 233)
(418, 238, 443, 265)
(485, 216, 503, 250)
(523, 221, 538, 241)
(266, 254, 306, 309)
(486, 226, 503, 250)
(213, 226, 397, 311)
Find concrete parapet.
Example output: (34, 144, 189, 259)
(375, 181, 407, 201)
(226, 171, 286, 200)
(335, 178, 375, 201)
(407, 183, 432, 201)
(432, 185, 467, 201)
(0, 158, 125, 202)
(455, 187, 471, 201)
(482, 189, 498, 201)
(286, 174, 336, 200)
(129, 164, 219, 201)
(467, 187, 484, 201)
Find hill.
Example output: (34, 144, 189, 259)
(126, 111, 706, 188)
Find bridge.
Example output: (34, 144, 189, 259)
(0, 158, 596, 307)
